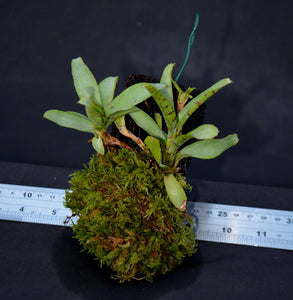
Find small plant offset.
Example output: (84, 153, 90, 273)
(44, 17, 238, 282)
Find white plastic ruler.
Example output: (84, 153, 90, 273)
(0, 183, 292, 250)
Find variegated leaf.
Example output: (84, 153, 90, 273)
(145, 83, 177, 138)
(177, 78, 232, 132)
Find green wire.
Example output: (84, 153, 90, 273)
(175, 12, 199, 83)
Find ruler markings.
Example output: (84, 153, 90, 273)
(0, 183, 292, 250)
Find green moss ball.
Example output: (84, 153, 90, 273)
(65, 148, 196, 282)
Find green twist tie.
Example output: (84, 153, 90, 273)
(175, 12, 199, 83)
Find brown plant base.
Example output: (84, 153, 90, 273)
(65, 148, 197, 282)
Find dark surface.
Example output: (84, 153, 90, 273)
(0, 0, 293, 188)
(0, 161, 292, 299)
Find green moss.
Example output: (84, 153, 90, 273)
(65, 148, 196, 282)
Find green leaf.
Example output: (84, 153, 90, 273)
(145, 83, 177, 138)
(174, 124, 219, 148)
(85, 106, 105, 129)
(172, 80, 195, 108)
(78, 97, 104, 116)
(106, 107, 137, 128)
(78, 96, 104, 118)
(164, 174, 187, 209)
(176, 134, 239, 162)
(177, 78, 232, 132)
(77, 88, 105, 128)
(43, 110, 94, 132)
(78, 87, 105, 117)
(129, 108, 166, 142)
(155, 113, 163, 129)
(92, 136, 105, 154)
(114, 116, 127, 134)
(160, 63, 175, 103)
(105, 83, 166, 116)
(190, 124, 219, 139)
(172, 80, 183, 98)
(71, 57, 102, 106)
(144, 136, 163, 167)
(99, 76, 118, 108)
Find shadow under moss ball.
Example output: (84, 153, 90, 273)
(64, 148, 197, 282)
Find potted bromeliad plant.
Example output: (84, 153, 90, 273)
(44, 16, 238, 282)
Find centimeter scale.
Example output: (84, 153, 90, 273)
(0, 183, 292, 251)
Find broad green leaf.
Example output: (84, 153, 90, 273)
(105, 83, 166, 116)
(145, 83, 177, 138)
(106, 107, 137, 128)
(160, 63, 175, 103)
(129, 108, 166, 142)
(177, 78, 232, 132)
(71, 57, 102, 106)
(92, 136, 105, 154)
(144, 136, 164, 167)
(43, 110, 94, 132)
(174, 124, 219, 148)
(99, 76, 118, 108)
(164, 174, 187, 209)
(190, 124, 219, 139)
(176, 134, 239, 163)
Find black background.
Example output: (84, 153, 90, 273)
(1, 0, 293, 299)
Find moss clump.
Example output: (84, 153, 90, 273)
(65, 148, 196, 282)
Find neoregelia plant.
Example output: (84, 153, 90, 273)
(45, 58, 238, 211)
(44, 57, 165, 154)
(43, 16, 238, 281)
(123, 63, 239, 209)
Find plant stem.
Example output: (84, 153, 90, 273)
(101, 132, 134, 151)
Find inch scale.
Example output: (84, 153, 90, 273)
(0, 183, 292, 250)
